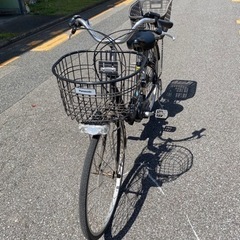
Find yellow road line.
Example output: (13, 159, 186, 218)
(32, 33, 69, 51)
(232, 0, 240, 2)
(91, 8, 113, 20)
(0, 1, 135, 66)
(117, 0, 134, 6)
(27, 40, 44, 47)
(236, 19, 240, 24)
(92, 0, 134, 20)
(31, 0, 134, 51)
(0, 56, 19, 67)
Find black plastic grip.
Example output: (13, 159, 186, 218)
(143, 11, 173, 31)
(143, 11, 160, 19)
(68, 15, 82, 28)
(158, 19, 173, 29)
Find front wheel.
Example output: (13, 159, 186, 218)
(79, 121, 126, 240)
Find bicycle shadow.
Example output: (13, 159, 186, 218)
(104, 134, 205, 240)
(104, 79, 205, 239)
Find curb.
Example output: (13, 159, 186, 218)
(0, 0, 125, 49)
(0, 16, 68, 49)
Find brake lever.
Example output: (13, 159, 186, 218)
(162, 32, 175, 40)
(68, 15, 90, 39)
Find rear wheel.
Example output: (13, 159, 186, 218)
(79, 121, 125, 240)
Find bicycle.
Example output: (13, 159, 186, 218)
(52, 0, 174, 239)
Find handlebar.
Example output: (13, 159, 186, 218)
(69, 14, 175, 43)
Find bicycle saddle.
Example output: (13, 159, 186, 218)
(127, 30, 155, 51)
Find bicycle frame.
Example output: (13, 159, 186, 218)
(126, 39, 162, 124)
(52, 2, 174, 238)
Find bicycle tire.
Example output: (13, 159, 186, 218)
(79, 121, 126, 240)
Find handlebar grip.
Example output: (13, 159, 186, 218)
(143, 11, 173, 33)
(68, 15, 82, 28)
(158, 19, 173, 29)
(143, 11, 160, 19)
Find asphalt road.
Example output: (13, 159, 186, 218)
(0, 0, 240, 239)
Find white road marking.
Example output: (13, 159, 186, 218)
(186, 214, 201, 240)
(148, 174, 165, 195)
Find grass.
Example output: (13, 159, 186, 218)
(29, 0, 107, 16)
(0, 33, 17, 40)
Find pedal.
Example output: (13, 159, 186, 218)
(143, 111, 154, 118)
(155, 109, 168, 119)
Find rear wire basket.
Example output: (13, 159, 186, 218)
(129, 0, 173, 31)
(162, 80, 197, 101)
(52, 50, 146, 124)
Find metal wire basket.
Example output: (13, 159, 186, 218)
(52, 50, 146, 124)
(162, 80, 197, 101)
(129, 0, 173, 30)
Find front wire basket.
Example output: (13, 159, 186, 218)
(129, 0, 173, 31)
(52, 50, 146, 124)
